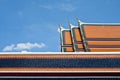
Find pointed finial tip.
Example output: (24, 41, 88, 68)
(76, 17, 79, 20)
(76, 17, 80, 21)
(58, 24, 61, 27)
(58, 24, 62, 31)
(68, 20, 71, 25)
(76, 17, 82, 23)
(58, 24, 66, 31)
(69, 23, 73, 29)
(68, 20, 70, 23)
(67, 20, 72, 29)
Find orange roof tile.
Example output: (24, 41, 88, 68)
(60, 21, 120, 52)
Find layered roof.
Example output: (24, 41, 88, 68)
(60, 20, 120, 52)
(0, 53, 120, 73)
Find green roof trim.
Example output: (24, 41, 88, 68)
(61, 30, 73, 46)
(78, 22, 89, 52)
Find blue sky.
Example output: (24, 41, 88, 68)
(0, 0, 120, 52)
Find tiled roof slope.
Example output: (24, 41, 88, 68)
(60, 29, 74, 52)
(60, 20, 120, 52)
(0, 54, 120, 73)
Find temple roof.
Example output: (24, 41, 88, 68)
(0, 53, 120, 73)
(60, 20, 120, 52)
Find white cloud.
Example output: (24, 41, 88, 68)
(3, 42, 45, 52)
(58, 3, 76, 12)
(39, 5, 53, 10)
(3, 44, 15, 51)
(39, 3, 76, 12)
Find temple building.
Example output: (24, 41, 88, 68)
(60, 19, 120, 52)
(0, 19, 120, 77)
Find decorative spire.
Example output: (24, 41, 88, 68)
(76, 18, 84, 25)
(58, 24, 61, 31)
(58, 24, 62, 33)
(59, 24, 62, 52)
(68, 20, 72, 29)
(58, 24, 66, 32)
